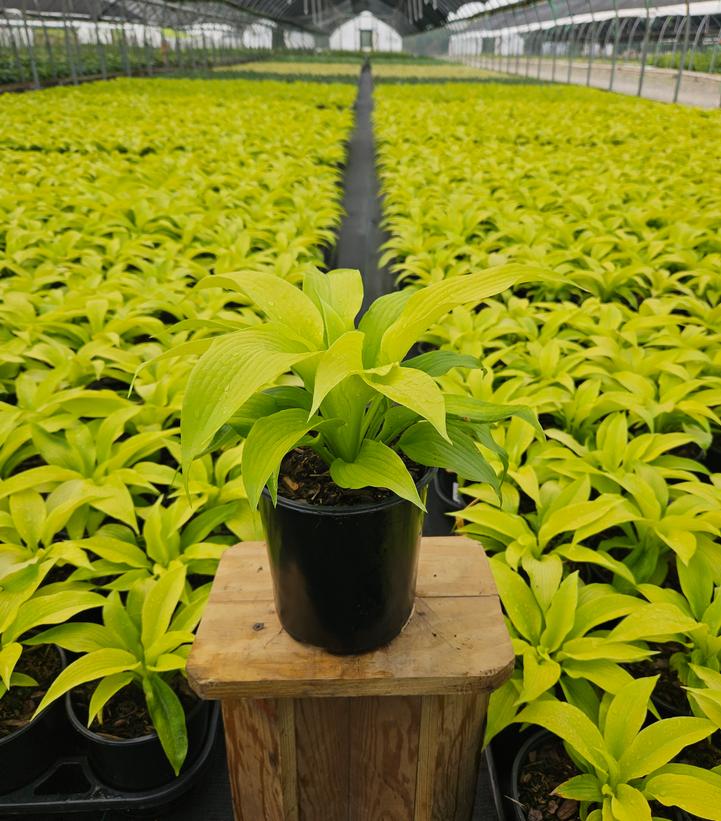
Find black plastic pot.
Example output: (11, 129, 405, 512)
(0, 647, 68, 794)
(434, 470, 465, 512)
(259, 469, 433, 655)
(65, 688, 211, 792)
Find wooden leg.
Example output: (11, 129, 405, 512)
(221, 693, 488, 821)
(222, 698, 298, 821)
(415, 693, 489, 821)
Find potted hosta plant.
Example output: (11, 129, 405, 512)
(511, 680, 721, 821)
(176, 266, 539, 654)
(29, 567, 210, 790)
(0, 561, 104, 793)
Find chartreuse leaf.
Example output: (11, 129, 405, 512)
(87, 672, 135, 726)
(150, 654, 187, 673)
(378, 266, 529, 365)
(404, 350, 479, 376)
(309, 331, 365, 416)
(520, 653, 561, 702)
(33, 649, 140, 717)
(555, 544, 636, 585)
(515, 699, 609, 774)
(609, 603, 698, 642)
(538, 496, 632, 548)
(521, 555, 562, 613)
(398, 421, 500, 490)
(242, 408, 323, 508)
(539, 572, 578, 652)
(484, 677, 521, 745)
(645, 765, 721, 820)
(363, 365, 448, 440)
(103, 591, 142, 655)
(303, 268, 363, 334)
(611, 784, 652, 821)
(560, 637, 650, 663)
(330, 440, 424, 509)
(554, 773, 603, 802)
(170, 588, 210, 634)
(9, 491, 44, 548)
(140, 565, 186, 651)
(77, 536, 149, 568)
(0, 643, 22, 689)
(444, 395, 542, 433)
(197, 270, 324, 346)
(180, 327, 315, 470)
(180, 503, 238, 548)
(358, 289, 414, 367)
(571, 589, 643, 638)
(489, 559, 542, 643)
(24, 623, 114, 653)
(143, 674, 188, 776)
(619, 717, 715, 780)
(0, 564, 51, 632)
(146, 631, 195, 665)
(603, 676, 657, 761)
(7, 591, 105, 643)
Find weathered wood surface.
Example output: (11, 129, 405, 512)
(188, 536, 513, 821)
(188, 536, 514, 699)
(221, 692, 490, 821)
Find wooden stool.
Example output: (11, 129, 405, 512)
(187, 535, 513, 821)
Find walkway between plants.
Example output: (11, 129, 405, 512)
(332, 62, 391, 314)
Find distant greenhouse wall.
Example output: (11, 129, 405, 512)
(0, 0, 318, 88)
(329, 10, 403, 50)
(445, 0, 721, 106)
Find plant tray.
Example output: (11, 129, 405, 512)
(0, 703, 220, 816)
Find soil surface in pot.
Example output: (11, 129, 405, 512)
(278, 447, 425, 506)
(72, 675, 198, 740)
(517, 739, 579, 821)
(0, 644, 61, 738)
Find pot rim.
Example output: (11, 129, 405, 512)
(0, 645, 66, 748)
(432, 471, 465, 511)
(263, 465, 436, 516)
(65, 681, 206, 748)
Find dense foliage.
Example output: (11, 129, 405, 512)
(179, 267, 539, 509)
(0, 76, 354, 769)
(377, 81, 721, 820)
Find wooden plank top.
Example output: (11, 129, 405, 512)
(187, 536, 514, 699)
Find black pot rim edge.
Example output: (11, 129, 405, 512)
(432, 471, 466, 512)
(65, 683, 207, 748)
(0, 645, 66, 749)
(264, 466, 436, 516)
(509, 729, 548, 821)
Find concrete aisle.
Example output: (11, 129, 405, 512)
(332, 62, 392, 314)
(461, 55, 721, 108)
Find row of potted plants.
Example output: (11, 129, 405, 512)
(0, 76, 355, 796)
(375, 80, 721, 820)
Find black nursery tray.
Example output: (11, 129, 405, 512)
(0, 703, 220, 816)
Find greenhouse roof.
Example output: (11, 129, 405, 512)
(3, 0, 717, 37)
(448, 0, 721, 32)
(1, 0, 466, 34)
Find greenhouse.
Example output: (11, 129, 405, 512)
(1, 0, 721, 814)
